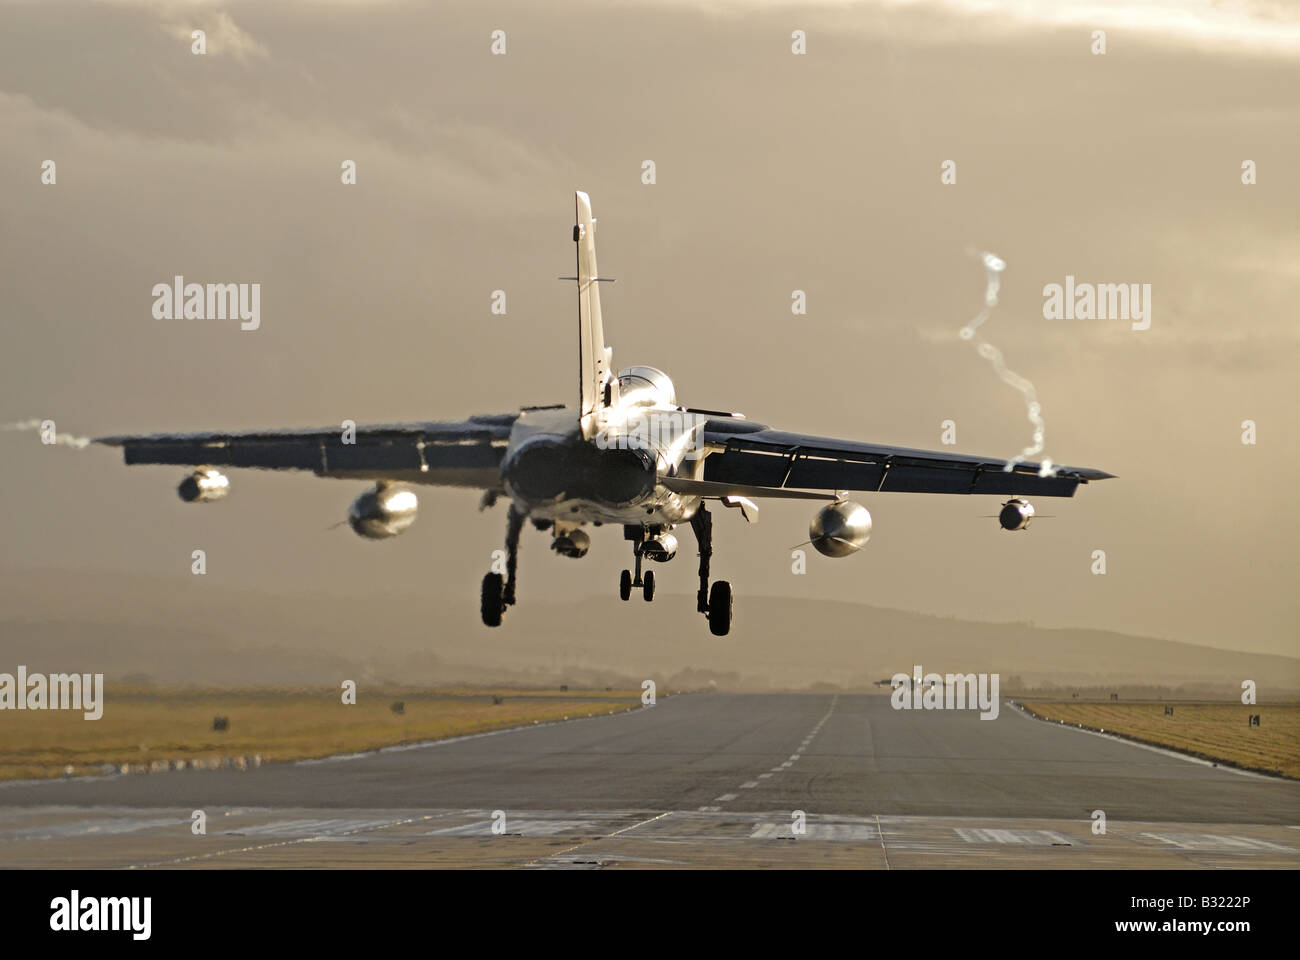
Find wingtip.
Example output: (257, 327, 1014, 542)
(1080, 468, 1117, 481)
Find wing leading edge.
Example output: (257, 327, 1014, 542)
(698, 423, 1114, 498)
(96, 415, 517, 489)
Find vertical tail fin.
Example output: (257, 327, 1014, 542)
(575, 191, 612, 438)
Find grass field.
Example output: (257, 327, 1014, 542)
(0, 687, 642, 781)
(1019, 700, 1300, 779)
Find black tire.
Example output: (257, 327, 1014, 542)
(619, 569, 632, 601)
(708, 580, 733, 636)
(642, 570, 655, 602)
(481, 572, 504, 627)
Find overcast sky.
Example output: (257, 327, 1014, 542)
(1, 0, 1296, 657)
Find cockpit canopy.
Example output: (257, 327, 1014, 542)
(616, 365, 676, 407)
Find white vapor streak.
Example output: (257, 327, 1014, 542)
(2, 419, 93, 449)
(958, 252, 1056, 477)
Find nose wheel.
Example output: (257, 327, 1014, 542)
(619, 533, 657, 601)
(620, 568, 656, 601)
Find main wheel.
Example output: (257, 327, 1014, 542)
(642, 570, 656, 602)
(619, 569, 632, 601)
(707, 580, 733, 636)
(481, 572, 504, 627)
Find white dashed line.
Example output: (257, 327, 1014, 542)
(712, 695, 836, 808)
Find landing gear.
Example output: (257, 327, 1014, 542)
(619, 526, 656, 601)
(618, 563, 654, 601)
(689, 504, 733, 636)
(482, 506, 524, 628)
(611, 513, 727, 629)
(481, 573, 504, 627)
(707, 580, 732, 636)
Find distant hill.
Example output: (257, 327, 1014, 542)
(1, 567, 1295, 695)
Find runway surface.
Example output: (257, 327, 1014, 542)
(3, 694, 1297, 868)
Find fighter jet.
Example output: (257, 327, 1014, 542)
(97, 192, 1113, 636)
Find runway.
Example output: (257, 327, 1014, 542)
(3, 693, 1297, 868)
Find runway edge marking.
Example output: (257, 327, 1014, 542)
(293, 699, 652, 767)
(1005, 699, 1282, 782)
(0, 698, 660, 788)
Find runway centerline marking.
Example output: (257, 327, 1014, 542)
(724, 695, 839, 804)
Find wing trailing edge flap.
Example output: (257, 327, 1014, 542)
(699, 430, 1110, 498)
(96, 417, 515, 488)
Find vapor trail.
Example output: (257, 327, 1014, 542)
(1, 419, 93, 449)
(958, 252, 1056, 477)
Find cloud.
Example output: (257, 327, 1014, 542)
(673, 0, 1300, 56)
(159, 10, 269, 62)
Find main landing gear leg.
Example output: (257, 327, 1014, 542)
(481, 506, 524, 628)
(503, 505, 523, 606)
(689, 504, 732, 636)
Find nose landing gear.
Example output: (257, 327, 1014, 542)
(619, 528, 656, 602)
